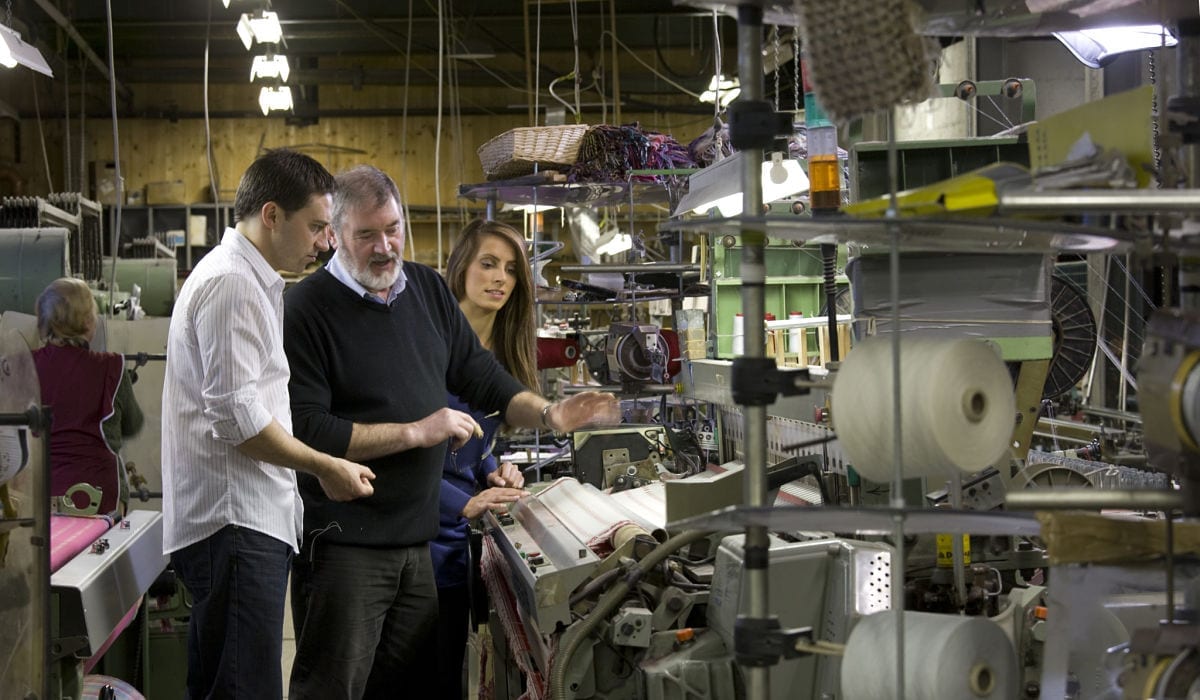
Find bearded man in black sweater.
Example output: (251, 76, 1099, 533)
(282, 165, 618, 700)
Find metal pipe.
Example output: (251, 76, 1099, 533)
(1004, 488, 1184, 510)
(997, 189, 1200, 214)
(885, 106, 906, 700)
(30, 0, 132, 101)
(734, 6, 769, 700)
(557, 263, 700, 273)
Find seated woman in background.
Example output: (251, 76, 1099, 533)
(32, 277, 143, 516)
(434, 219, 537, 699)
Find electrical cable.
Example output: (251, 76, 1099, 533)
(434, 0, 444, 271)
(653, 15, 711, 80)
(79, 54, 86, 196)
(569, 0, 581, 121)
(599, 30, 702, 100)
(710, 10, 720, 118)
(104, 0, 123, 332)
(548, 72, 580, 116)
(533, 0, 543, 121)
(332, 0, 489, 114)
(203, 0, 220, 207)
(401, 0, 415, 263)
(64, 57, 71, 190)
(31, 74, 53, 192)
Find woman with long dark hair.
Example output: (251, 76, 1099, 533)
(434, 219, 538, 698)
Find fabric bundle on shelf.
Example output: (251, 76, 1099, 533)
(568, 123, 695, 186)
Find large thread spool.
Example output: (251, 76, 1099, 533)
(840, 611, 1018, 699)
(831, 335, 1015, 482)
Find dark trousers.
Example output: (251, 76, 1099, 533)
(289, 540, 439, 700)
(435, 584, 470, 700)
(170, 524, 293, 700)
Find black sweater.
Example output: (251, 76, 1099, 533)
(282, 263, 526, 547)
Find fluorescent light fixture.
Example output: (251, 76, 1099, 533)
(250, 54, 290, 82)
(675, 151, 810, 218)
(1053, 24, 1176, 69)
(595, 232, 633, 257)
(258, 85, 294, 115)
(237, 10, 283, 50)
(448, 35, 495, 60)
(699, 74, 740, 108)
(500, 202, 558, 213)
(0, 23, 52, 76)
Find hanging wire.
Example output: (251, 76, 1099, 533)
(711, 10, 721, 119)
(534, 0, 543, 122)
(79, 53, 86, 196)
(401, 0, 415, 262)
(569, 0, 581, 122)
(598, 0, 607, 123)
(203, 0, 220, 207)
(31, 74, 54, 192)
(599, 31, 701, 100)
(64, 56, 71, 190)
(435, 0, 445, 271)
(103, 0, 122, 323)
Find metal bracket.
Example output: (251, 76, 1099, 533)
(730, 358, 811, 406)
(728, 100, 793, 151)
(733, 615, 815, 667)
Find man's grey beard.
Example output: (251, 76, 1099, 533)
(337, 248, 401, 292)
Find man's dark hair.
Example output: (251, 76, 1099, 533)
(233, 149, 336, 223)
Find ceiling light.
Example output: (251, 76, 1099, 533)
(500, 203, 557, 213)
(675, 151, 810, 218)
(237, 10, 283, 51)
(1053, 24, 1177, 69)
(699, 74, 740, 108)
(250, 54, 290, 82)
(0, 23, 52, 76)
(447, 35, 496, 60)
(258, 85, 293, 115)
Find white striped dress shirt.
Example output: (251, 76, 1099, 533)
(162, 227, 302, 554)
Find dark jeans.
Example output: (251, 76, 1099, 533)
(170, 524, 293, 700)
(435, 584, 469, 700)
(289, 540, 439, 700)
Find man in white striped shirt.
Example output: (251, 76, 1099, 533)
(162, 149, 376, 700)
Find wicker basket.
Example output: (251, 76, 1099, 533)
(477, 124, 589, 180)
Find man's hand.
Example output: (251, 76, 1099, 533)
(546, 391, 621, 432)
(407, 408, 482, 451)
(462, 487, 526, 519)
(317, 456, 376, 502)
(487, 461, 524, 489)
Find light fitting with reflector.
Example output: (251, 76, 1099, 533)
(0, 23, 53, 76)
(258, 85, 293, 115)
(1053, 24, 1177, 69)
(699, 74, 740, 109)
(675, 151, 810, 218)
(250, 54, 290, 82)
(237, 11, 283, 50)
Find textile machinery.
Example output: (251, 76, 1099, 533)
(0, 330, 168, 700)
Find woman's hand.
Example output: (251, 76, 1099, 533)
(462, 486, 525, 519)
